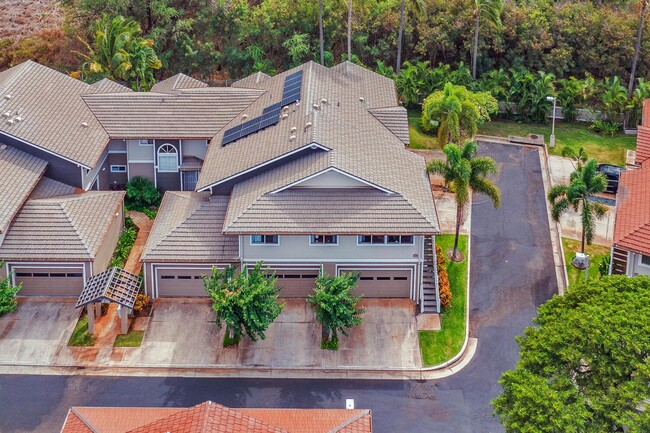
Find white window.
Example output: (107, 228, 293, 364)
(310, 235, 338, 245)
(110, 165, 127, 173)
(139, 139, 154, 146)
(640, 255, 650, 266)
(157, 144, 178, 172)
(251, 235, 279, 245)
(358, 235, 414, 245)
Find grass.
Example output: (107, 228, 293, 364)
(419, 234, 468, 367)
(478, 119, 636, 166)
(223, 332, 240, 347)
(408, 109, 440, 150)
(68, 315, 95, 347)
(114, 330, 144, 347)
(562, 238, 611, 287)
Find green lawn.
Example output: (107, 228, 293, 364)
(419, 234, 468, 367)
(408, 109, 440, 150)
(114, 330, 144, 347)
(562, 238, 611, 287)
(68, 316, 95, 347)
(478, 119, 636, 166)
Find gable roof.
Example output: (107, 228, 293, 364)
(29, 176, 77, 200)
(151, 73, 208, 93)
(142, 192, 238, 262)
(0, 61, 109, 168)
(0, 144, 48, 234)
(369, 107, 409, 145)
(0, 191, 124, 260)
(81, 88, 265, 139)
(232, 71, 271, 88)
(63, 407, 183, 433)
(86, 78, 133, 94)
(613, 163, 650, 255)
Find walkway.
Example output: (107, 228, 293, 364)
(124, 211, 153, 275)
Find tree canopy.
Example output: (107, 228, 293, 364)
(492, 275, 650, 433)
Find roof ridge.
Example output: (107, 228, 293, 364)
(69, 408, 102, 433)
(327, 409, 370, 433)
(58, 199, 94, 256)
(145, 192, 205, 254)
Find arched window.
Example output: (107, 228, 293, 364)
(157, 144, 178, 172)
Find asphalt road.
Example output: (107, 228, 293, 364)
(0, 143, 558, 433)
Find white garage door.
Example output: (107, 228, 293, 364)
(156, 267, 215, 297)
(339, 268, 412, 298)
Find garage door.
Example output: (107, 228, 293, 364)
(13, 267, 84, 297)
(263, 268, 320, 298)
(341, 268, 411, 298)
(156, 268, 214, 297)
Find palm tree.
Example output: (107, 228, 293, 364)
(422, 83, 480, 146)
(319, 0, 324, 65)
(628, 0, 648, 97)
(548, 159, 608, 255)
(396, 0, 425, 74)
(427, 141, 501, 261)
(471, 0, 504, 80)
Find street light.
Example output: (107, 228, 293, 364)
(546, 95, 557, 149)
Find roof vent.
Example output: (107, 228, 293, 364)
(305, 122, 313, 128)
(359, 97, 365, 102)
(296, 100, 300, 106)
(241, 114, 248, 120)
(289, 135, 296, 141)
(4, 94, 11, 100)
(281, 113, 289, 119)
(282, 106, 289, 112)
(312, 103, 319, 110)
(14, 116, 21, 122)
(3, 111, 11, 118)
(6, 119, 14, 125)
(81, 122, 88, 127)
(321, 98, 328, 104)
(290, 126, 297, 133)
(0, 144, 6, 151)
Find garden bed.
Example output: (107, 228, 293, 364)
(108, 217, 138, 269)
(68, 314, 95, 347)
(561, 238, 611, 286)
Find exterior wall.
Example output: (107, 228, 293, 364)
(295, 170, 370, 188)
(98, 153, 128, 190)
(627, 251, 650, 276)
(128, 162, 155, 183)
(127, 139, 155, 161)
(181, 139, 208, 160)
(107, 139, 127, 153)
(92, 203, 124, 274)
(0, 132, 84, 188)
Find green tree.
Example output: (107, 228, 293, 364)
(307, 272, 365, 348)
(125, 176, 161, 210)
(601, 76, 628, 122)
(421, 83, 498, 146)
(395, 0, 425, 73)
(628, 0, 648, 96)
(427, 141, 501, 261)
(318, 0, 324, 65)
(204, 263, 284, 343)
(493, 276, 650, 432)
(127, 38, 162, 91)
(0, 262, 21, 316)
(283, 33, 311, 67)
(548, 159, 608, 254)
(471, 0, 504, 79)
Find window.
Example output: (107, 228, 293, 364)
(641, 255, 650, 266)
(139, 139, 154, 146)
(50, 273, 66, 277)
(157, 144, 178, 172)
(251, 235, 279, 245)
(110, 165, 127, 173)
(160, 275, 175, 280)
(310, 235, 338, 245)
(66, 273, 83, 278)
(182, 171, 199, 191)
(358, 235, 414, 245)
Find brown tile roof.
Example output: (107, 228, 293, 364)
(369, 107, 410, 145)
(237, 408, 371, 433)
(232, 71, 271, 88)
(28, 176, 77, 200)
(635, 125, 650, 165)
(613, 163, 650, 255)
(86, 78, 133, 94)
(151, 73, 208, 93)
(63, 407, 183, 433)
(81, 88, 265, 139)
(0, 191, 125, 260)
(0, 61, 110, 167)
(142, 192, 239, 262)
(61, 411, 93, 433)
(0, 144, 47, 234)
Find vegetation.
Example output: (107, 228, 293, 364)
(203, 263, 284, 344)
(427, 141, 500, 261)
(492, 276, 650, 432)
(307, 272, 365, 350)
(471, 0, 504, 79)
(132, 293, 151, 314)
(68, 315, 95, 346)
(408, 109, 439, 149)
(0, 263, 21, 317)
(108, 217, 138, 269)
(125, 176, 161, 215)
(436, 244, 452, 309)
(419, 234, 468, 366)
(114, 330, 144, 347)
(548, 159, 608, 254)
(562, 238, 611, 287)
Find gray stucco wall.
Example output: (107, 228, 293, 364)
(628, 252, 650, 276)
(182, 140, 208, 160)
(127, 139, 155, 161)
(128, 162, 155, 182)
(92, 202, 124, 274)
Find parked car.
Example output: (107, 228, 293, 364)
(597, 164, 626, 194)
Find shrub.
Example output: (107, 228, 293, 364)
(598, 255, 611, 277)
(436, 245, 452, 309)
(108, 218, 138, 268)
(125, 176, 161, 210)
(590, 119, 621, 136)
(321, 336, 339, 351)
(132, 293, 150, 312)
(0, 262, 21, 316)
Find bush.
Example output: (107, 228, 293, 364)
(125, 176, 161, 210)
(132, 293, 150, 312)
(108, 217, 138, 268)
(590, 119, 621, 136)
(321, 336, 339, 351)
(436, 245, 452, 309)
(598, 255, 611, 277)
(0, 263, 21, 316)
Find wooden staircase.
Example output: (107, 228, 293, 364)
(421, 235, 439, 313)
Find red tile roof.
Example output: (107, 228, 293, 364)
(237, 408, 371, 433)
(636, 100, 650, 165)
(613, 163, 650, 255)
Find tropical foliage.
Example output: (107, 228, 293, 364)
(0, 262, 21, 316)
(125, 176, 161, 211)
(204, 263, 284, 343)
(427, 141, 500, 261)
(108, 217, 138, 269)
(492, 275, 650, 433)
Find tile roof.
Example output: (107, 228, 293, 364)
(0, 191, 125, 260)
(0, 144, 47, 234)
(0, 61, 109, 167)
(151, 73, 208, 93)
(613, 163, 650, 255)
(635, 125, 650, 165)
(232, 71, 271, 88)
(197, 61, 438, 233)
(369, 107, 410, 145)
(28, 176, 77, 200)
(226, 188, 437, 234)
(142, 192, 239, 262)
(81, 88, 265, 139)
(86, 78, 133, 94)
(62, 402, 372, 433)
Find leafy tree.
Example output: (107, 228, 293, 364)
(0, 263, 21, 316)
(318, 0, 324, 65)
(421, 83, 497, 146)
(478, 68, 510, 101)
(626, 78, 650, 126)
(628, 0, 648, 96)
(395, 60, 428, 107)
(427, 141, 501, 261)
(509, 69, 556, 123)
(395, 0, 425, 73)
(601, 76, 628, 122)
(127, 38, 162, 91)
(283, 33, 311, 67)
(307, 272, 365, 348)
(375, 60, 395, 79)
(557, 76, 592, 123)
(471, 0, 504, 79)
(125, 176, 161, 210)
(548, 159, 608, 254)
(493, 276, 650, 433)
(204, 263, 284, 343)
(246, 45, 276, 75)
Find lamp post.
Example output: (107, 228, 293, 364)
(546, 95, 557, 148)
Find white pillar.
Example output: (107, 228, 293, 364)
(87, 304, 95, 335)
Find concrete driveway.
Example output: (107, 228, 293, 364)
(0, 298, 77, 366)
(123, 298, 421, 370)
